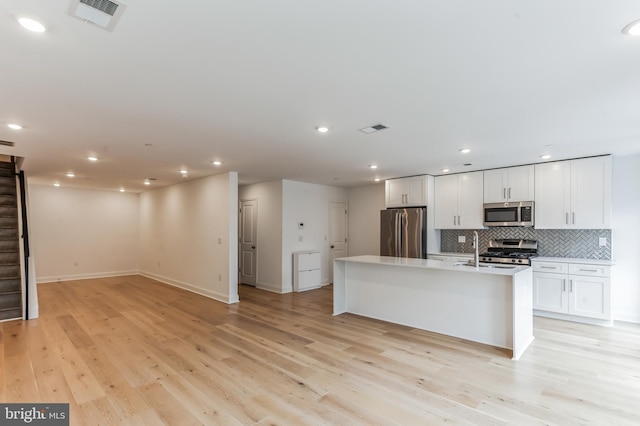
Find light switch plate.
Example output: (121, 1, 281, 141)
(458, 236, 466, 243)
(599, 237, 607, 247)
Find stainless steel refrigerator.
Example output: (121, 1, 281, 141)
(380, 207, 427, 258)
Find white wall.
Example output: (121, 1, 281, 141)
(139, 172, 238, 304)
(282, 180, 347, 293)
(239, 181, 283, 292)
(347, 184, 385, 256)
(29, 185, 140, 282)
(346, 178, 439, 257)
(612, 154, 640, 323)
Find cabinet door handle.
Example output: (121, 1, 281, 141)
(565, 213, 569, 225)
(453, 215, 456, 226)
(540, 266, 556, 269)
(457, 215, 461, 226)
(569, 280, 573, 292)
(578, 269, 598, 273)
(503, 188, 506, 199)
(572, 212, 575, 225)
(563, 279, 566, 292)
(508, 187, 511, 199)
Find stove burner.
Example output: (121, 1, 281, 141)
(479, 239, 538, 266)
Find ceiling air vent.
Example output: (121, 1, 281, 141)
(68, 0, 127, 31)
(359, 124, 388, 134)
(0, 140, 15, 147)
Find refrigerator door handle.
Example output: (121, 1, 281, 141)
(418, 208, 424, 257)
(395, 211, 402, 257)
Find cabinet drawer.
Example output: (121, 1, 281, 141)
(569, 264, 610, 277)
(532, 262, 568, 274)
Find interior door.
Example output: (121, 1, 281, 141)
(239, 199, 258, 286)
(329, 201, 348, 282)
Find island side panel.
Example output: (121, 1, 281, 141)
(343, 262, 514, 349)
(512, 267, 534, 360)
(333, 259, 347, 315)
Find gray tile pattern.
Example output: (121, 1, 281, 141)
(440, 228, 611, 260)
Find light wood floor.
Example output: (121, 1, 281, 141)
(1, 275, 639, 425)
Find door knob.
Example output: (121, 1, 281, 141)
(330, 245, 335, 249)
(251, 246, 256, 249)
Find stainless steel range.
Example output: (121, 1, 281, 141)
(479, 239, 538, 265)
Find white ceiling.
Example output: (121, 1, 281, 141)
(1, 0, 639, 192)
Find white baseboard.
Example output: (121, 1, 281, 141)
(613, 313, 640, 324)
(255, 281, 287, 294)
(37, 270, 139, 284)
(140, 271, 238, 304)
(533, 310, 613, 327)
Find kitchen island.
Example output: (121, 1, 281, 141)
(333, 255, 534, 360)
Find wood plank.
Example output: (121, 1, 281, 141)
(1, 276, 639, 424)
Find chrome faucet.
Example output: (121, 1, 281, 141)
(473, 231, 479, 267)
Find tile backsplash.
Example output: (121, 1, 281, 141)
(440, 228, 611, 260)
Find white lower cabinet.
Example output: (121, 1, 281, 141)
(532, 260, 611, 325)
(293, 251, 321, 292)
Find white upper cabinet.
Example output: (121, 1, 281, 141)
(434, 175, 458, 228)
(535, 156, 612, 229)
(385, 175, 428, 208)
(483, 165, 535, 203)
(534, 161, 571, 228)
(434, 171, 484, 229)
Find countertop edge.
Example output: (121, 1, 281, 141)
(335, 255, 530, 276)
(532, 257, 614, 266)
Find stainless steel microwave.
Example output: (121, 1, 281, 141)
(483, 201, 534, 227)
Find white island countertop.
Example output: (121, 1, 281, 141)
(333, 255, 534, 360)
(337, 255, 531, 276)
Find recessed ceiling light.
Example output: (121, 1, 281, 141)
(66, 172, 75, 178)
(369, 164, 378, 169)
(144, 180, 151, 185)
(540, 154, 551, 160)
(53, 182, 60, 187)
(7, 124, 22, 130)
(316, 126, 329, 133)
(212, 161, 222, 166)
(374, 178, 381, 182)
(179, 169, 188, 174)
(119, 188, 125, 192)
(18, 17, 46, 33)
(459, 148, 471, 154)
(442, 168, 450, 173)
(622, 19, 640, 35)
(87, 156, 98, 161)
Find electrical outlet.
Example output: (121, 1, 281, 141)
(599, 237, 607, 247)
(458, 236, 466, 243)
